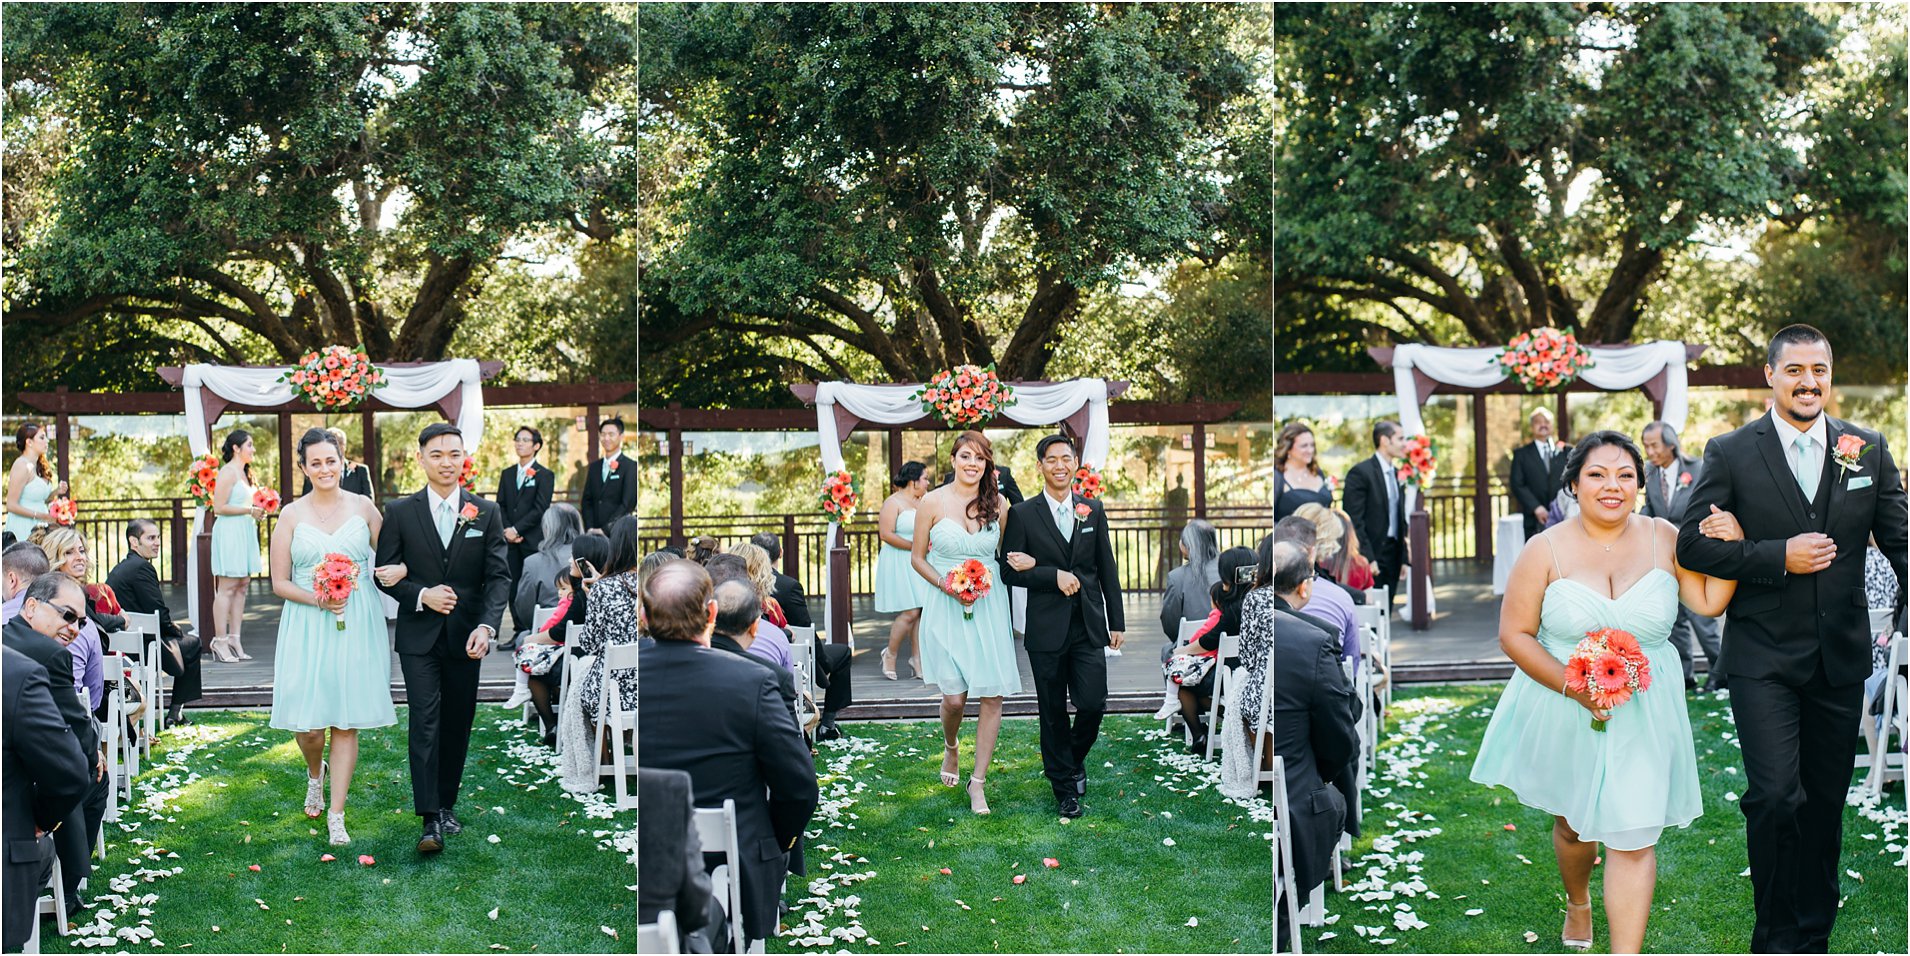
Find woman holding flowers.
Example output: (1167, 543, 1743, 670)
(1470, 431, 1743, 954)
(911, 431, 1025, 815)
(268, 428, 405, 847)
(208, 429, 267, 662)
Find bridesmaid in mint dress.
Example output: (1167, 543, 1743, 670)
(875, 461, 931, 680)
(269, 429, 403, 847)
(209, 430, 266, 662)
(5, 423, 61, 542)
(1470, 432, 1740, 954)
(912, 432, 1023, 815)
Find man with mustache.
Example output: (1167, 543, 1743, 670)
(1676, 323, 1909, 953)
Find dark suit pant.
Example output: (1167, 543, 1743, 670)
(1375, 537, 1403, 603)
(53, 773, 106, 901)
(506, 543, 530, 608)
(1731, 661, 1862, 953)
(816, 642, 853, 717)
(1027, 612, 1107, 797)
(1667, 606, 1725, 689)
(157, 635, 204, 706)
(3, 834, 56, 952)
(399, 638, 484, 816)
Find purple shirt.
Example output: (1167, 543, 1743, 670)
(1, 589, 104, 702)
(1305, 572, 1363, 671)
(745, 619, 795, 672)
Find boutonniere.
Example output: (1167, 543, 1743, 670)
(457, 501, 480, 530)
(1678, 472, 1693, 488)
(1073, 502, 1092, 521)
(607, 458, 620, 473)
(1833, 434, 1869, 476)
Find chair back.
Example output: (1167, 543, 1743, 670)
(532, 604, 560, 633)
(788, 624, 817, 646)
(692, 800, 746, 954)
(637, 910, 681, 955)
(123, 610, 161, 639)
(1175, 618, 1204, 645)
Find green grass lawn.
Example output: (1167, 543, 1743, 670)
(1309, 686, 1908, 954)
(65, 707, 635, 953)
(773, 714, 1271, 954)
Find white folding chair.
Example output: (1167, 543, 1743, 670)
(1861, 632, 1908, 799)
(787, 635, 818, 724)
(1204, 633, 1239, 760)
(523, 604, 561, 730)
(638, 909, 681, 955)
(1269, 757, 1304, 954)
(105, 631, 148, 781)
(693, 800, 746, 955)
(591, 641, 638, 810)
(1167, 619, 1205, 740)
(31, 854, 68, 946)
(121, 610, 164, 735)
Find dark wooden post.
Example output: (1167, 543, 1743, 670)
(195, 523, 214, 635)
(585, 404, 602, 461)
(668, 424, 686, 548)
(1192, 422, 1208, 519)
(169, 498, 187, 586)
(277, 412, 294, 501)
(887, 427, 903, 484)
(53, 386, 71, 487)
(781, 513, 799, 579)
(360, 406, 380, 502)
(829, 543, 852, 644)
(1555, 391, 1571, 444)
(1473, 393, 1491, 561)
(1410, 506, 1432, 631)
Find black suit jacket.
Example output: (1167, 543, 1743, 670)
(581, 453, 638, 531)
(2, 646, 90, 950)
(1, 617, 98, 759)
(1642, 454, 1702, 523)
(999, 493, 1125, 652)
(638, 767, 716, 947)
(1342, 454, 1404, 559)
(496, 461, 556, 550)
(1677, 414, 1909, 686)
(771, 573, 812, 630)
(374, 489, 512, 655)
(301, 463, 374, 499)
(106, 553, 184, 644)
(1274, 608, 1358, 895)
(1509, 441, 1567, 537)
(639, 639, 818, 943)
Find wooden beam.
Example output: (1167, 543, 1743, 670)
(11, 379, 637, 416)
(1277, 363, 1766, 396)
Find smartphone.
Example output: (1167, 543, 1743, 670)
(1236, 565, 1258, 588)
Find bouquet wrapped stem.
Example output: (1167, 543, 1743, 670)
(312, 553, 362, 632)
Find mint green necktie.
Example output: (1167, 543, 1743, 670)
(1795, 434, 1819, 502)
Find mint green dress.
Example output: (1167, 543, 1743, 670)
(4, 474, 50, 541)
(873, 507, 924, 612)
(917, 518, 1021, 698)
(1469, 541, 1701, 851)
(269, 516, 395, 732)
(210, 481, 262, 577)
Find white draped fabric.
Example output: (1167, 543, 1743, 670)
(183, 360, 487, 622)
(809, 378, 1114, 641)
(1388, 341, 1691, 436)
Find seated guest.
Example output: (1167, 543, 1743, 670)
(638, 550, 673, 591)
(106, 519, 204, 726)
(1266, 539, 1356, 943)
(578, 518, 642, 727)
(638, 560, 818, 952)
(738, 539, 852, 740)
(659, 544, 687, 560)
(708, 577, 798, 706)
(1274, 516, 1361, 670)
(688, 535, 721, 565)
(1164, 547, 1257, 755)
(1325, 507, 1376, 591)
(517, 531, 612, 750)
(2, 543, 50, 607)
(3, 644, 92, 953)
(704, 554, 792, 673)
(638, 766, 723, 954)
(1295, 503, 1374, 593)
(1156, 520, 1220, 721)
(506, 503, 584, 704)
(3, 573, 103, 922)
(36, 528, 108, 723)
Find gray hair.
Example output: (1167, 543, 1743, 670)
(537, 504, 583, 559)
(1272, 541, 1312, 595)
(712, 579, 762, 638)
(1180, 520, 1220, 594)
(1643, 421, 1681, 457)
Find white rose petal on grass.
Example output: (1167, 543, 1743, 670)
(1846, 869, 1864, 882)
(1162, 837, 1176, 847)
(1523, 930, 1539, 943)
(1318, 932, 1338, 942)
(1740, 867, 1752, 877)
(487, 907, 500, 921)
(486, 834, 501, 844)
(1724, 792, 1739, 803)
(1185, 918, 1198, 928)
(599, 926, 619, 939)
(1465, 909, 1485, 916)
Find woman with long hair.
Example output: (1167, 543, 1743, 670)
(6, 423, 66, 542)
(208, 429, 266, 662)
(911, 431, 1022, 814)
(1154, 519, 1220, 720)
(875, 461, 931, 680)
(1274, 421, 1333, 522)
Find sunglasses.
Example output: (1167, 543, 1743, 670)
(44, 602, 83, 626)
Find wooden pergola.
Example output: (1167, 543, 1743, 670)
(1275, 349, 1769, 629)
(11, 374, 638, 631)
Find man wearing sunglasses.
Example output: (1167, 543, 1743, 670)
(2, 572, 105, 919)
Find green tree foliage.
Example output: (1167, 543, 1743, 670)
(1, 2, 635, 386)
(1276, 3, 1882, 356)
(640, 2, 1268, 397)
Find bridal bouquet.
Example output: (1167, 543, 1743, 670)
(819, 469, 860, 523)
(1495, 327, 1593, 391)
(48, 498, 76, 526)
(1396, 434, 1438, 490)
(1561, 626, 1651, 732)
(187, 452, 222, 509)
(914, 364, 1016, 429)
(1071, 465, 1105, 500)
(312, 552, 362, 631)
(282, 345, 386, 410)
(943, 558, 993, 620)
(251, 488, 282, 515)
(458, 457, 478, 494)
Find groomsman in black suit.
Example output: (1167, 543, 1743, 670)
(2, 645, 91, 952)
(581, 417, 637, 533)
(1676, 324, 1908, 953)
(299, 427, 375, 499)
(1640, 420, 1724, 692)
(1343, 419, 1407, 601)
(375, 423, 511, 854)
(999, 435, 1124, 819)
(1509, 407, 1567, 540)
(495, 426, 555, 643)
